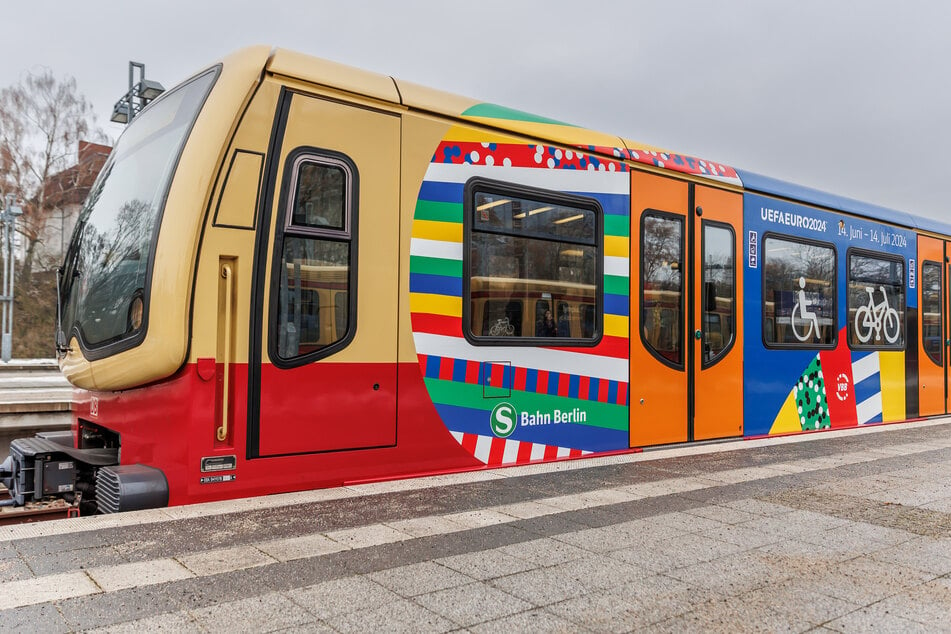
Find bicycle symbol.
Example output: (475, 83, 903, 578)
(489, 317, 515, 337)
(790, 277, 821, 342)
(854, 286, 900, 344)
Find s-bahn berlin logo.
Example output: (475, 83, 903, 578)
(489, 402, 588, 438)
(489, 402, 518, 438)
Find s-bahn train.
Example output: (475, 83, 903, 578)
(2, 46, 948, 514)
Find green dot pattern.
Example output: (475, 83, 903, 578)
(794, 356, 829, 431)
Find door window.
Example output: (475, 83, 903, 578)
(702, 222, 735, 365)
(641, 211, 684, 367)
(921, 261, 942, 366)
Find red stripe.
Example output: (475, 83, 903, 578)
(536, 370, 549, 394)
(410, 313, 463, 337)
(547, 335, 629, 359)
(460, 433, 478, 456)
(439, 356, 454, 381)
(516, 441, 533, 463)
(544, 445, 558, 460)
(578, 375, 590, 400)
(465, 360, 480, 384)
(488, 437, 506, 465)
(598, 380, 609, 403)
(617, 382, 628, 406)
(514, 367, 528, 392)
(490, 364, 505, 390)
(557, 373, 570, 397)
(569, 448, 583, 458)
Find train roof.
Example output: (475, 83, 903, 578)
(261, 47, 945, 237)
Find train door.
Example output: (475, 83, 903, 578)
(630, 171, 743, 446)
(917, 235, 945, 416)
(248, 90, 401, 457)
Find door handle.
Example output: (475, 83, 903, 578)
(695, 329, 702, 340)
(217, 264, 234, 442)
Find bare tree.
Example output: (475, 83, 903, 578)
(0, 69, 105, 278)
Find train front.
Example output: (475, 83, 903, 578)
(0, 47, 270, 515)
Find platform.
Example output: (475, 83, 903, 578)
(2, 418, 951, 631)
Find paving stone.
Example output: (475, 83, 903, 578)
(500, 537, 589, 567)
(868, 537, 951, 575)
(328, 597, 457, 633)
(611, 533, 748, 573)
(87, 610, 202, 633)
(288, 575, 401, 620)
(412, 581, 533, 627)
(683, 503, 759, 526)
(823, 603, 933, 633)
(190, 592, 315, 633)
(435, 547, 538, 581)
(650, 596, 808, 633)
(0, 603, 72, 633)
(367, 561, 473, 597)
(0, 555, 32, 583)
(469, 607, 581, 633)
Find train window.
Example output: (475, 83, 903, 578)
(465, 179, 601, 345)
(847, 251, 904, 350)
(702, 222, 735, 366)
(762, 235, 836, 348)
(921, 261, 943, 366)
(641, 212, 684, 367)
(272, 151, 357, 365)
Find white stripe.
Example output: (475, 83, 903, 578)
(450, 430, 464, 444)
(412, 332, 628, 382)
(502, 439, 520, 464)
(530, 443, 546, 461)
(425, 163, 630, 195)
(856, 392, 883, 424)
(410, 237, 462, 260)
(605, 256, 630, 279)
(473, 435, 493, 463)
(852, 352, 880, 384)
(556, 446, 571, 458)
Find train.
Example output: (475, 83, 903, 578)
(1, 45, 948, 515)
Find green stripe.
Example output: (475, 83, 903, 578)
(605, 275, 629, 296)
(410, 255, 462, 278)
(462, 103, 577, 127)
(604, 215, 630, 238)
(424, 378, 628, 431)
(414, 200, 463, 224)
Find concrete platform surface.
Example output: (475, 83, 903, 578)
(2, 419, 951, 632)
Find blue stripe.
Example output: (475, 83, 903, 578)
(853, 372, 881, 407)
(503, 365, 514, 390)
(452, 358, 467, 382)
(410, 272, 462, 297)
(526, 368, 538, 391)
(547, 372, 559, 395)
(418, 181, 464, 203)
(425, 355, 441, 379)
(570, 192, 628, 217)
(605, 293, 629, 317)
(608, 381, 619, 403)
(588, 378, 600, 401)
(568, 374, 580, 399)
(864, 412, 883, 425)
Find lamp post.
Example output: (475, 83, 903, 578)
(110, 61, 165, 125)
(0, 193, 23, 362)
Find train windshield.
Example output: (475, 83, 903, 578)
(59, 69, 217, 355)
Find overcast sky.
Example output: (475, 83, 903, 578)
(2, 1, 948, 221)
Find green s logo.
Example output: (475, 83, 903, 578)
(490, 402, 517, 438)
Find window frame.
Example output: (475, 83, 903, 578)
(267, 147, 359, 369)
(921, 259, 943, 367)
(761, 232, 838, 350)
(639, 209, 686, 370)
(700, 219, 737, 369)
(462, 177, 603, 347)
(846, 247, 906, 351)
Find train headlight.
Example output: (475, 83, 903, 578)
(129, 295, 144, 331)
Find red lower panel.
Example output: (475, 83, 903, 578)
(71, 362, 479, 507)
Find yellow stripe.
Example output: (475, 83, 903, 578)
(411, 219, 462, 243)
(879, 351, 906, 421)
(769, 390, 802, 435)
(443, 126, 524, 145)
(604, 314, 628, 339)
(605, 236, 628, 259)
(410, 293, 462, 318)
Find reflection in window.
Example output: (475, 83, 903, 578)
(278, 238, 349, 358)
(763, 236, 836, 347)
(641, 213, 684, 366)
(922, 262, 942, 366)
(702, 223, 735, 364)
(847, 253, 904, 349)
(468, 185, 599, 342)
(275, 153, 354, 362)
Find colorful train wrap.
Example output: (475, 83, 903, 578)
(2, 46, 949, 514)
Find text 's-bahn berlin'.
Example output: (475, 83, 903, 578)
(1, 46, 946, 515)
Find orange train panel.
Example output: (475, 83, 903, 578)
(693, 186, 744, 441)
(630, 171, 689, 446)
(917, 234, 945, 417)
